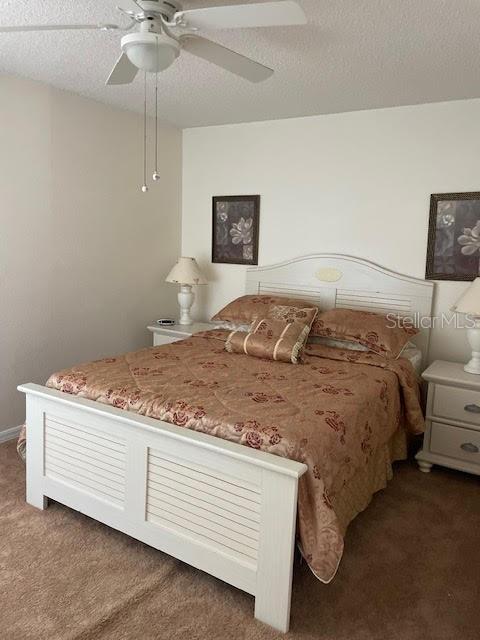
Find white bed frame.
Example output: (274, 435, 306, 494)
(18, 254, 434, 633)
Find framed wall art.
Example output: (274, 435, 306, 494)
(212, 195, 260, 265)
(426, 192, 480, 281)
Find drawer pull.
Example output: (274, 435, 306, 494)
(460, 442, 479, 454)
(464, 403, 480, 413)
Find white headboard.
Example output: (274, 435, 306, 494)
(246, 254, 434, 365)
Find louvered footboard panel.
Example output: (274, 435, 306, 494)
(44, 415, 127, 507)
(146, 449, 261, 567)
(20, 384, 307, 633)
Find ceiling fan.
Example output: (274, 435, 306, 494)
(0, 1, 307, 84)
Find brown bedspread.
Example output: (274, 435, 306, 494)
(18, 329, 424, 583)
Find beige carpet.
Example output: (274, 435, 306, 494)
(1, 439, 479, 640)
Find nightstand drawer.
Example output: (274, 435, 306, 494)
(430, 421, 480, 463)
(433, 384, 480, 426)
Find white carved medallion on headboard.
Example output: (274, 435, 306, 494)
(316, 268, 343, 283)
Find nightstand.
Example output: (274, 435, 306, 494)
(147, 322, 213, 346)
(416, 360, 480, 476)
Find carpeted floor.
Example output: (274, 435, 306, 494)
(1, 439, 479, 640)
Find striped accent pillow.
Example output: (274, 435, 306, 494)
(225, 306, 317, 364)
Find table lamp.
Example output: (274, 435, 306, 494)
(452, 277, 480, 374)
(165, 257, 207, 325)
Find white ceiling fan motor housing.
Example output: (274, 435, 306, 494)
(121, 31, 180, 73)
(137, 1, 182, 21)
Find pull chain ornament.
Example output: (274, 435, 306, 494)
(141, 71, 148, 193)
(152, 71, 161, 182)
(140, 63, 162, 191)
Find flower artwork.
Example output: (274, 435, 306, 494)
(457, 221, 480, 256)
(426, 193, 480, 281)
(212, 195, 260, 265)
(230, 216, 253, 245)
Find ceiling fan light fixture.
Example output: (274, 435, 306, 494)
(121, 32, 179, 72)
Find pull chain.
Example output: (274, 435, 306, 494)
(141, 71, 148, 193)
(153, 72, 161, 181)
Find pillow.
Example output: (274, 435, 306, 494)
(210, 321, 251, 332)
(398, 341, 422, 375)
(212, 294, 318, 325)
(310, 308, 418, 358)
(225, 305, 318, 364)
(307, 335, 369, 351)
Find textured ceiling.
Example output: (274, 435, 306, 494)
(1, 1, 480, 128)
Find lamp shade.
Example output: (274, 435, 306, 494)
(452, 277, 480, 314)
(165, 257, 207, 285)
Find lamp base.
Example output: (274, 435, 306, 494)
(464, 356, 480, 375)
(464, 325, 480, 375)
(178, 284, 194, 325)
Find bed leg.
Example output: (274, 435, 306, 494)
(417, 460, 433, 473)
(25, 396, 48, 510)
(27, 490, 49, 510)
(254, 471, 299, 633)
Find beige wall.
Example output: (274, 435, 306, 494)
(0, 75, 182, 432)
(182, 99, 480, 366)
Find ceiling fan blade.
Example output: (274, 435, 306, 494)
(0, 23, 120, 33)
(106, 52, 139, 85)
(181, 35, 273, 83)
(177, 1, 306, 30)
(118, 0, 143, 13)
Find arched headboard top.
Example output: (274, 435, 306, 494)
(246, 254, 434, 365)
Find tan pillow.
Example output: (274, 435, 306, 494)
(212, 294, 318, 325)
(210, 320, 251, 332)
(310, 308, 418, 358)
(225, 306, 317, 364)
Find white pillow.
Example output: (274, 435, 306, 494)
(309, 336, 422, 370)
(307, 336, 369, 351)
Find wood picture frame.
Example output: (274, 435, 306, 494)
(212, 195, 260, 265)
(426, 192, 480, 281)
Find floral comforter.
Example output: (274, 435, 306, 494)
(18, 330, 424, 583)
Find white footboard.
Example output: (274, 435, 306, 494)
(18, 383, 307, 633)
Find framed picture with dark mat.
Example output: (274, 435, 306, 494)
(426, 192, 480, 281)
(212, 195, 260, 265)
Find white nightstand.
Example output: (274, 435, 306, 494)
(147, 322, 213, 346)
(416, 360, 480, 476)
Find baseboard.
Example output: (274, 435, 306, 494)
(0, 425, 22, 444)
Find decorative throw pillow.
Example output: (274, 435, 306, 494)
(212, 294, 318, 325)
(310, 308, 418, 358)
(225, 305, 317, 364)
